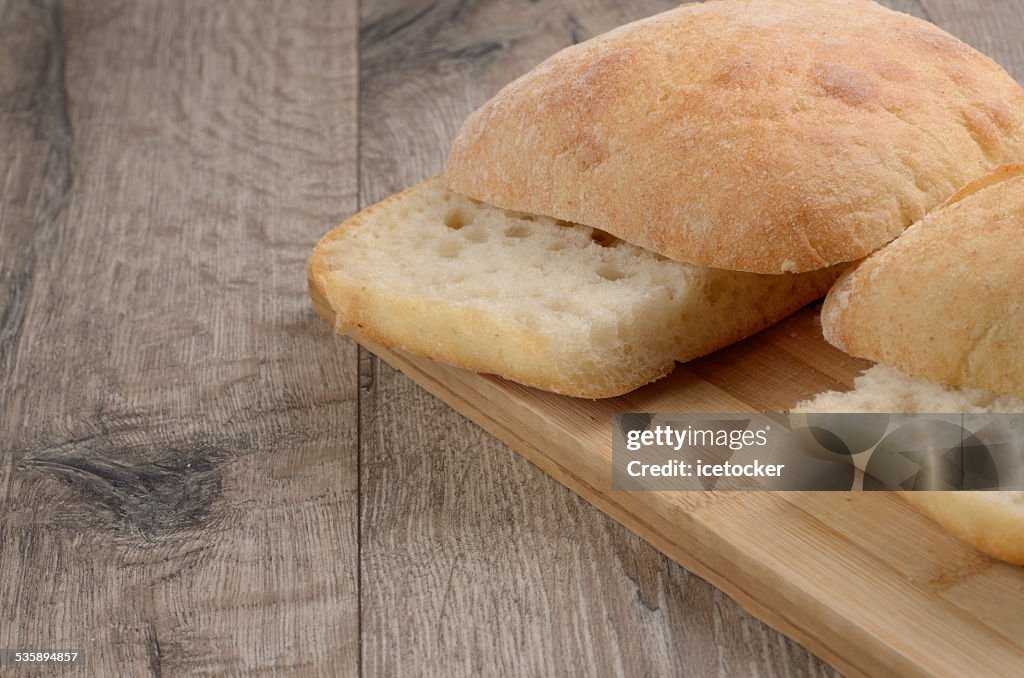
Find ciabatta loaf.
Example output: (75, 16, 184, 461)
(822, 165, 1024, 400)
(309, 178, 838, 398)
(801, 167, 1024, 565)
(796, 367, 1024, 565)
(446, 0, 1024, 273)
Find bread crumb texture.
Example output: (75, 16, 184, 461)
(445, 0, 1024, 273)
(822, 165, 1024, 400)
(795, 364, 1024, 414)
(796, 364, 1024, 565)
(309, 178, 838, 398)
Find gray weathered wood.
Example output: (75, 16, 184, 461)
(2, 0, 1022, 675)
(0, 1, 360, 675)
(921, 0, 1024, 80)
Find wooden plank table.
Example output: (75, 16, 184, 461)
(2, 1, 1020, 675)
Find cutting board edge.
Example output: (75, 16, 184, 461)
(349, 334, 922, 678)
(307, 274, 1022, 678)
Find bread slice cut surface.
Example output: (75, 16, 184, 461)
(309, 177, 838, 398)
(795, 365, 1024, 565)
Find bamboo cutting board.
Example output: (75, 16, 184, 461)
(309, 282, 1024, 678)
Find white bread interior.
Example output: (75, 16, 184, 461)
(796, 365, 1024, 414)
(309, 177, 839, 398)
(796, 365, 1024, 565)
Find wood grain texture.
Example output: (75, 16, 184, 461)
(921, 0, 1024, 79)
(311, 282, 1024, 678)
(0, 0, 360, 675)
(353, 0, 1024, 677)
(4, 0, 1023, 676)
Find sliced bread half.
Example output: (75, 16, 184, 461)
(822, 165, 1024, 400)
(795, 365, 1024, 565)
(445, 0, 1024, 273)
(309, 177, 839, 398)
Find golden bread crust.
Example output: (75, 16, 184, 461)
(822, 165, 1024, 399)
(445, 0, 1024, 273)
(902, 492, 1024, 566)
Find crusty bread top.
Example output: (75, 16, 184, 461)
(445, 0, 1024, 273)
(822, 165, 1024, 399)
